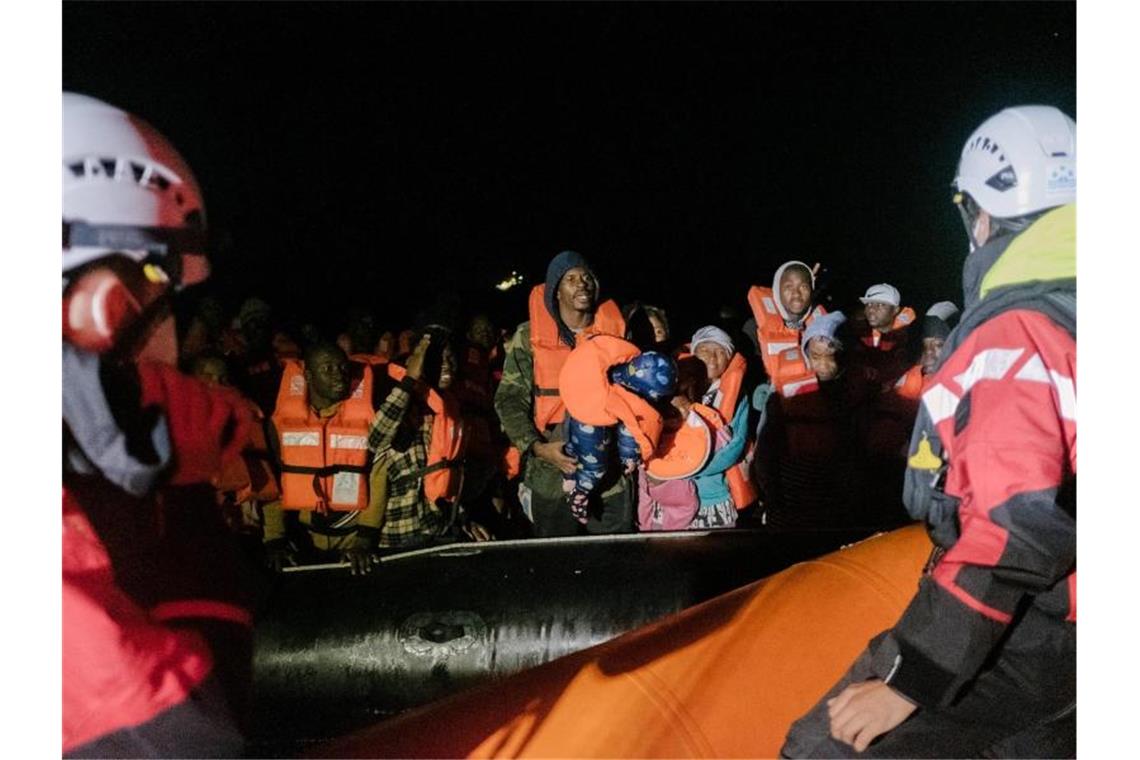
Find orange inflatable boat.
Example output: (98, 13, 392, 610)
(317, 524, 931, 758)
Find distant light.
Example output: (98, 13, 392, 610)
(495, 271, 525, 291)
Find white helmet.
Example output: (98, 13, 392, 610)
(953, 105, 1075, 220)
(63, 92, 209, 287)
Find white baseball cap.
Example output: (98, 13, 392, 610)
(859, 283, 900, 307)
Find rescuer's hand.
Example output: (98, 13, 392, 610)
(405, 334, 431, 380)
(827, 679, 917, 752)
(531, 440, 577, 475)
(341, 538, 379, 576)
(264, 538, 298, 573)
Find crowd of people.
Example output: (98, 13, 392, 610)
(62, 90, 1075, 759)
(169, 250, 966, 568)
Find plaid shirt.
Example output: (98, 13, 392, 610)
(367, 376, 449, 547)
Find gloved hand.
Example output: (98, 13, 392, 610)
(340, 536, 379, 576)
(136, 362, 253, 486)
(263, 538, 298, 573)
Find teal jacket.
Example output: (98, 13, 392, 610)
(692, 395, 751, 506)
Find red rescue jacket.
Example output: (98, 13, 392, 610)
(63, 488, 214, 752)
(886, 204, 1077, 709)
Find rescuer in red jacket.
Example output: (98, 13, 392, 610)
(63, 93, 255, 757)
(783, 105, 1076, 757)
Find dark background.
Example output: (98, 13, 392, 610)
(63, 2, 1075, 340)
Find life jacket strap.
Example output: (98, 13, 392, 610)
(279, 463, 371, 476)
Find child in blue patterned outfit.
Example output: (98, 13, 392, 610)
(563, 351, 676, 523)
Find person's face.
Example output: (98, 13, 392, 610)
(779, 268, 813, 318)
(467, 316, 495, 349)
(305, 349, 351, 404)
(241, 315, 271, 351)
(694, 342, 731, 381)
(194, 357, 230, 387)
(864, 301, 900, 330)
(648, 314, 668, 343)
(556, 267, 597, 313)
(376, 331, 395, 355)
(921, 336, 946, 375)
(198, 297, 225, 331)
(438, 345, 458, 390)
(806, 338, 840, 383)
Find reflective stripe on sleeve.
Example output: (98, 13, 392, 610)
(952, 348, 1024, 394)
(151, 599, 253, 627)
(1050, 370, 1077, 422)
(922, 383, 961, 425)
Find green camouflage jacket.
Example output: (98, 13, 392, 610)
(493, 321, 549, 454)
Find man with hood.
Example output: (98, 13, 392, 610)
(783, 105, 1075, 757)
(494, 250, 630, 536)
(745, 260, 828, 398)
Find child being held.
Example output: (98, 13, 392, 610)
(562, 351, 676, 523)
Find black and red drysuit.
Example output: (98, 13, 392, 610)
(783, 203, 1076, 758)
(63, 350, 256, 757)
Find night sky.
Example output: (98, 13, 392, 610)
(62, 2, 1075, 339)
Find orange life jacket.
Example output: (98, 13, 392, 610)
(501, 446, 522, 480)
(647, 404, 719, 481)
(350, 352, 389, 367)
(528, 284, 626, 430)
(558, 334, 663, 460)
(384, 364, 466, 504)
(746, 285, 826, 398)
(710, 352, 760, 510)
(271, 359, 375, 512)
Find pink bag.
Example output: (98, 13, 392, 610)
(637, 467, 699, 531)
